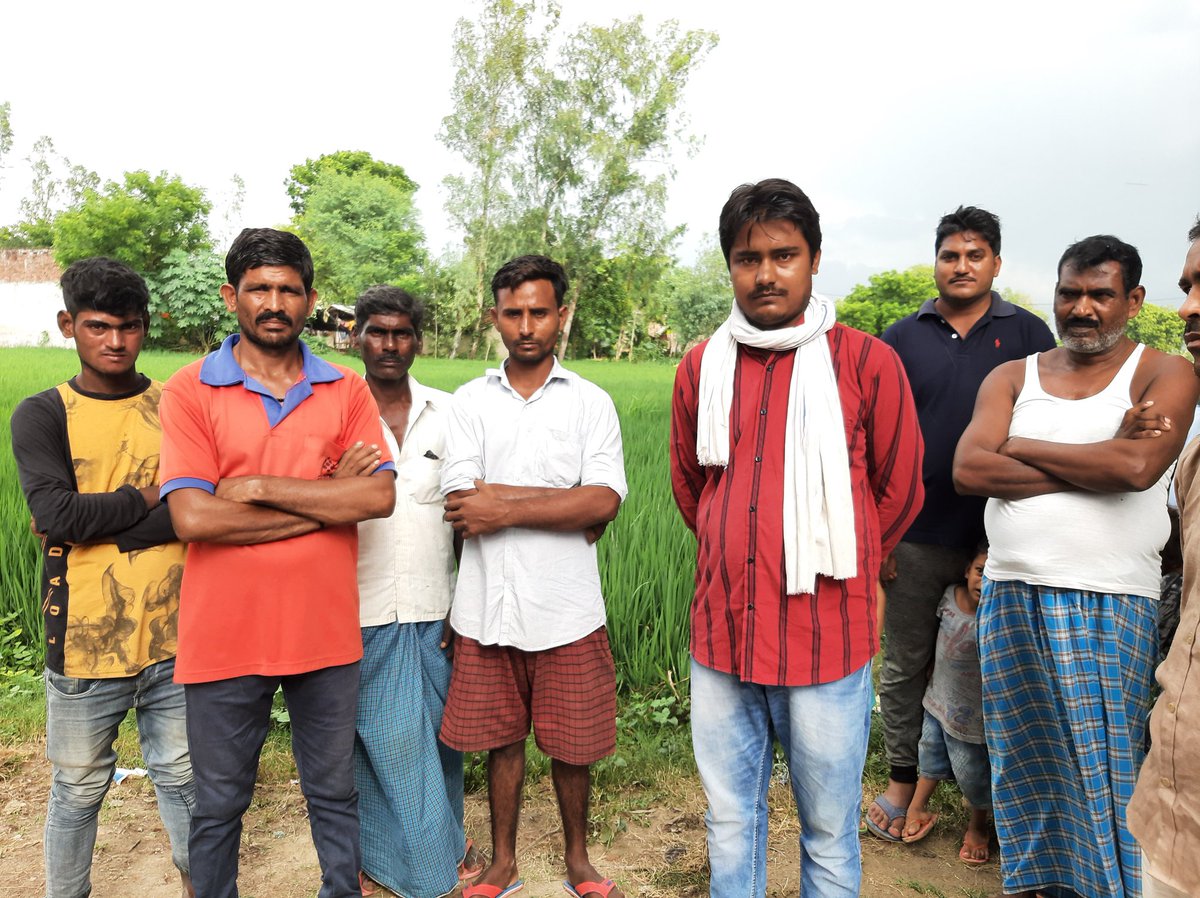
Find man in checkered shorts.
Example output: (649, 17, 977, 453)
(440, 255, 627, 898)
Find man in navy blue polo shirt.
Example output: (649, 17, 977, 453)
(865, 206, 1055, 843)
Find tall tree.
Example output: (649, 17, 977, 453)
(53, 171, 211, 280)
(439, 1, 717, 359)
(521, 16, 716, 358)
(664, 242, 731, 351)
(440, 0, 556, 357)
(286, 150, 417, 217)
(291, 166, 426, 306)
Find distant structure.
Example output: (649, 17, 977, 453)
(0, 249, 70, 348)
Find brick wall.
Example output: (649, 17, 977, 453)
(0, 249, 61, 283)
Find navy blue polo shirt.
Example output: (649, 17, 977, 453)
(881, 293, 1056, 549)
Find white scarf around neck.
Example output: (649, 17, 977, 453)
(696, 293, 857, 594)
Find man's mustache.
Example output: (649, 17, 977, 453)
(750, 287, 787, 300)
(256, 311, 294, 326)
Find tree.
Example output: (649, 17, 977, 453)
(1128, 302, 1185, 355)
(146, 248, 234, 352)
(0, 135, 98, 248)
(440, 0, 555, 357)
(438, 0, 717, 359)
(663, 242, 731, 351)
(52, 171, 211, 281)
(291, 166, 426, 306)
(837, 265, 936, 336)
(0, 101, 12, 192)
(286, 150, 418, 216)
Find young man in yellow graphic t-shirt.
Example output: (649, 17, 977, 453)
(10, 257, 194, 898)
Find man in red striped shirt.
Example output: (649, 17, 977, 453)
(670, 178, 924, 897)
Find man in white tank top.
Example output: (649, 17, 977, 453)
(953, 235, 1199, 898)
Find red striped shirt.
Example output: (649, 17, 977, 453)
(670, 324, 924, 686)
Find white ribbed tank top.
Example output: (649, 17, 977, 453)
(984, 344, 1169, 599)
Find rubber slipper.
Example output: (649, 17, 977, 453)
(359, 870, 380, 896)
(863, 795, 907, 842)
(459, 837, 486, 880)
(463, 880, 524, 898)
(959, 835, 989, 865)
(563, 879, 618, 898)
(901, 812, 938, 843)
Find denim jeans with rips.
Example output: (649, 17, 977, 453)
(690, 658, 872, 898)
(44, 657, 194, 898)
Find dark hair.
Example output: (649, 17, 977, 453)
(935, 206, 1002, 256)
(490, 255, 568, 306)
(1189, 217, 1200, 243)
(718, 179, 822, 265)
(975, 539, 989, 555)
(1057, 234, 1142, 294)
(354, 285, 425, 340)
(225, 228, 314, 292)
(60, 257, 150, 318)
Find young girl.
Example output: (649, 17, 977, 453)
(902, 545, 991, 865)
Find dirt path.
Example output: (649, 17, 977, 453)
(0, 742, 999, 897)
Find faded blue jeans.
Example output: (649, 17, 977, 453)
(44, 658, 193, 898)
(690, 658, 872, 898)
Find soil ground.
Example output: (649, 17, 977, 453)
(0, 740, 1000, 898)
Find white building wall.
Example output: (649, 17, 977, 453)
(0, 282, 72, 348)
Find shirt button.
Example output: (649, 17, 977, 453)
(1187, 633, 1196, 645)
(766, 364, 774, 371)
(748, 557, 755, 564)
(749, 505, 756, 513)
(951, 333, 959, 339)
(1168, 702, 1177, 713)
(747, 603, 755, 610)
(760, 408, 767, 415)
(1161, 776, 1173, 788)
(754, 456, 762, 463)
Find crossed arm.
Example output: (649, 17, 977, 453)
(443, 481, 620, 540)
(167, 441, 396, 545)
(953, 353, 1198, 499)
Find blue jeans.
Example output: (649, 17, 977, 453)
(44, 658, 194, 898)
(185, 663, 361, 898)
(917, 710, 991, 810)
(690, 658, 872, 898)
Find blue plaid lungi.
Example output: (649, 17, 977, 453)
(356, 620, 465, 898)
(978, 578, 1156, 898)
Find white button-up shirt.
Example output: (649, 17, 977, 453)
(357, 376, 456, 627)
(441, 360, 627, 650)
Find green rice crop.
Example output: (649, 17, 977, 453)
(0, 347, 695, 691)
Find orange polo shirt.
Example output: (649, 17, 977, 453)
(159, 335, 392, 684)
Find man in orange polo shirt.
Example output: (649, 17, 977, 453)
(158, 228, 396, 898)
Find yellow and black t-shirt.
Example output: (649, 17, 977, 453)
(10, 376, 186, 677)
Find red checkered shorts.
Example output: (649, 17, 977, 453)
(439, 627, 617, 766)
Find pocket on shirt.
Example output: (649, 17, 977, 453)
(303, 436, 345, 479)
(535, 430, 584, 488)
(402, 454, 445, 505)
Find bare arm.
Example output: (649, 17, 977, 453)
(443, 481, 620, 540)
(167, 486, 322, 544)
(216, 466, 395, 526)
(1000, 354, 1198, 492)
(953, 362, 1075, 499)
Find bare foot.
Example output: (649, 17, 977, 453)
(866, 779, 915, 840)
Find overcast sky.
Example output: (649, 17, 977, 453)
(2, 0, 1197, 315)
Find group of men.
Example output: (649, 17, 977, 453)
(11, 181, 1200, 898)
